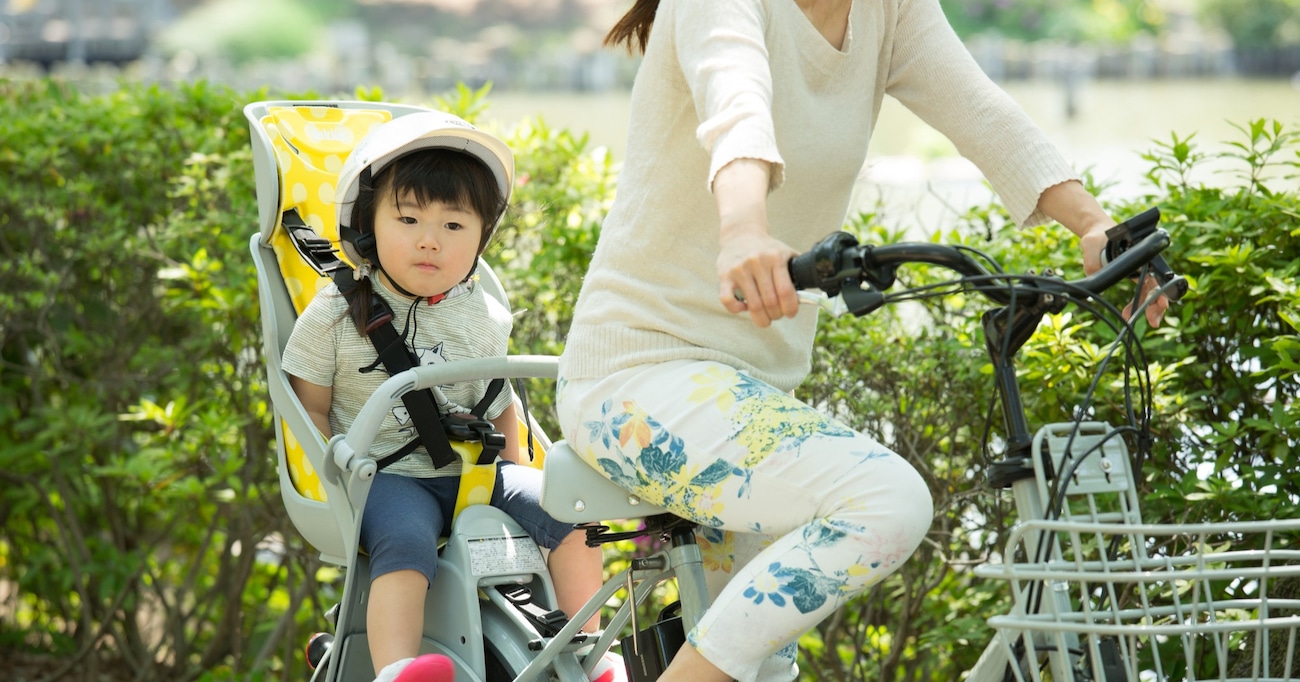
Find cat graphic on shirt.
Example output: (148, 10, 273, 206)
(392, 343, 448, 438)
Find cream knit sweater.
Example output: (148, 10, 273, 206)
(559, 0, 1078, 392)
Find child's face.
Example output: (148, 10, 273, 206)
(373, 190, 484, 299)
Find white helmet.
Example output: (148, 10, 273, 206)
(334, 110, 514, 268)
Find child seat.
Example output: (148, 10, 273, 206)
(246, 99, 555, 680)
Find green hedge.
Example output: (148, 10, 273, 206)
(1, 78, 1295, 681)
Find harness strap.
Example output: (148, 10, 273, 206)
(353, 286, 458, 471)
(378, 378, 507, 470)
(324, 263, 510, 472)
(282, 209, 350, 277)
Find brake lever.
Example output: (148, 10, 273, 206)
(1101, 208, 1188, 301)
(797, 291, 849, 317)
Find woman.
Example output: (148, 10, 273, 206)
(556, 1, 1167, 680)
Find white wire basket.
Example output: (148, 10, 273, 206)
(976, 518, 1300, 681)
(974, 424, 1300, 681)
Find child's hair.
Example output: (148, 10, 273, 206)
(344, 147, 508, 335)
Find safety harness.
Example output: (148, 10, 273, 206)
(256, 103, 544, 517)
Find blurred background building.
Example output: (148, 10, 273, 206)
(3, 0, 1299, 96)
(1, 0, 168, 66)
(3, 0, 1297, 227)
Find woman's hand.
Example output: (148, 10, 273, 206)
(711, 158, 800, 327)
(1040, 181, 1168, 328)
(1079, 224, 1168, 328)
(718, 227, 800, 328)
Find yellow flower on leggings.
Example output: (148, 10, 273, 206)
(694, 484, 727, 518)
(734, 394, 834, 466)
(697, 528, 733, 573)
(687, 365, 742, 412)
(637, 478, 669, 507)
(667, 461, 704, 495)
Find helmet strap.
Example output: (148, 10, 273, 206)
(375, 264, 458, 306)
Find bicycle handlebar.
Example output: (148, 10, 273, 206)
(789, 207, 1186, 312)
(790, 207, 1185, 489)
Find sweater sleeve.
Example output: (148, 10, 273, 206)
(884, 0, 1078, 227)
(672, 0, 786, 192)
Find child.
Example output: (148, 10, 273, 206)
(282, 111, 614, 682)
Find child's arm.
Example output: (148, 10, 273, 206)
(289, 374, 334, 438)
(489, 401, 522, 464)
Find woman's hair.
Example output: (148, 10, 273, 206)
(344, 148, 508, 334)
(604, 0, 660, 54)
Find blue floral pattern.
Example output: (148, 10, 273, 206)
(579, 365, 905, 615)
(567, 362, 928, 675)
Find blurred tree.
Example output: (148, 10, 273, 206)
(1198, 0, 1300, 48)
(156, 0, 324, 64)
(941, 0, 1168, 42)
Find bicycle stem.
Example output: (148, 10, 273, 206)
(790, 221, 1174, 490)
(983, 303, 1054, 489)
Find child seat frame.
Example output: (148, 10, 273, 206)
(248, 99, 680, 681)
(247, 99, 538, 679)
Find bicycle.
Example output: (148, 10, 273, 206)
(275, 206, 1300, 681)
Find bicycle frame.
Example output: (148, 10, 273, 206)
(305, 209, 1299, 681)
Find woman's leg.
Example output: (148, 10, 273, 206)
(558, 360, 934, 682)
(695, 528, 799, 680)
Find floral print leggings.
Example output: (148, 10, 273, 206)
(557, 359, 933, 682)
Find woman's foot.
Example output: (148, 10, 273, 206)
(375, 653, 456, 682)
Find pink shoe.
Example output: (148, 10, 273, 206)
(588, 651, 628, 682)
(388, 654, 455, 682)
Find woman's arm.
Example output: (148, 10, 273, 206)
(672, 0, 783, 191)
(886, 0, 1077, 228)
(1036, 179, 1114, 267)
(714, 158, 800, 328)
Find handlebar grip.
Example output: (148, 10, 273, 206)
(1100, 207, 1161, 267)
(788, 231, 860, 295)
(787, 248, 822, 291)
(1077, 228, 1174, 298)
